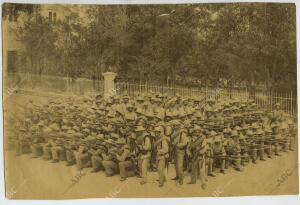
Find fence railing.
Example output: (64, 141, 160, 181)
(115, 82, 297, 116)
(4, 73, 297, 116)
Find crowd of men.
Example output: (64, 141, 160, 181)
(8, 92, 297, 188)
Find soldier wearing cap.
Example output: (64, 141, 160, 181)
(65, 138, 78, 166)
(15, 127, 30, 156)
(31, 122, 46, 158)
(102, 139, 119, 177)
(208, 135, 226, 177)
(287, 118, 296, 151)
(230, 131, 243, 171)
(51, 138, 63, 163)
(172, 127, 189, 185)
(264, 125, 273, 158)
(271, 123, 282, 156)
(116, 139, 135, 181)
(136, 127, 152, 184)
(187, 125, 207, 188)
(153, 125, 169, 187)
(75, 141, 91, 170)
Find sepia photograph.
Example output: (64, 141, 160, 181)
(1, 1, 299, 200)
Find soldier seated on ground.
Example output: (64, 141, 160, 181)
(31, 136, 44, 158)
(90, 141, 106, 173)
(102, 139, 119, 177)
(117, 139, 136, 181)
(75, 143, 91, 170)
(51, 138, 66, 163)
(65, 139, 78, 166)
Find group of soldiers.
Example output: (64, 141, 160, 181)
(8, 91, 297, 188)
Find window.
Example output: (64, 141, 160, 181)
(8, 7, 17, 22)
(53, 12, 56, 22)
(49, 11, 52, 22)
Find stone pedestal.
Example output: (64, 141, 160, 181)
(102, 72, 117, 99)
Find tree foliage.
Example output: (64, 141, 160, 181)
(6, 3, 296, 92)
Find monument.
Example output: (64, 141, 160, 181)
(102, 70, 117, 99)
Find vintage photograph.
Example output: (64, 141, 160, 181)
(2, 2, 299, 199)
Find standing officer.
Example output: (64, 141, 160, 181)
(208, 135, 226, 177)
(137, 130, 152, 185)
(187, 125, 207, 188)
(172, 128, 189, 185)
(154, 125, 169, 187)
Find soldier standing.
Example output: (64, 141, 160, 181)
(208, 135, 226, 177)
(154, 125, 169, 187)
(187, 125, 207, 188)
(172, 128, 189, 185)
(137, 128, 152, 185)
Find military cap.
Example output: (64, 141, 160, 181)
(126, 104, 135, 109)
(86, 135, 96, 141)
(223, 127, 232, 134)
(110, 133, 119, 139)
(256, 128, 264, 135)
(270, 123, 278, 128)
(169, 120, 181, 126)
(234, 126, 242, 131)
(43, 127, 52, 133)
(246, 129, 254, 136)
(287, 119, 293, 125)
(214, 136, 222, 142)
(105, 139, 116, 145)
(74, 132, 84, 138)
(265, 126, 272, 133)
(193, 125, 201, 131)
(96, 134, 104, 139)
(136, 125, 146, 132)
(280, 122, 288, 130)
(37, 121, 44, 127)
(231, 130, 239, 137)
(83, 128, 90, 133)
(116, 138, 126, 145)
(274, 103, 281, 108)
(19, 127, 27, 132)
(251, 122, 259, 129)
(154, 125, 164, 133)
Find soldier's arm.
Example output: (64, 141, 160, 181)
(117, 149, 130, 162)
(177, 137, 189, 148)
(142, 137, 151, 150)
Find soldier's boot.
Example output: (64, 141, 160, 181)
(225, 159, 229, 169)
(207, 159, 216, 177)
(252, 149, 257, 164)
(66, 151, 76, 166)
(43, 147, 52, 161)
(59, 150, 67, 161)
(220, 159, 226, 174)
(259, 148, 265, 161)
(274, 144, 281, 156)
(234, 157, 243, 172)
(283, 141, 289, 152)
(51, 149, 59, 163)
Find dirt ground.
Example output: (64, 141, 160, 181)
(3, 91, 299, 199)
